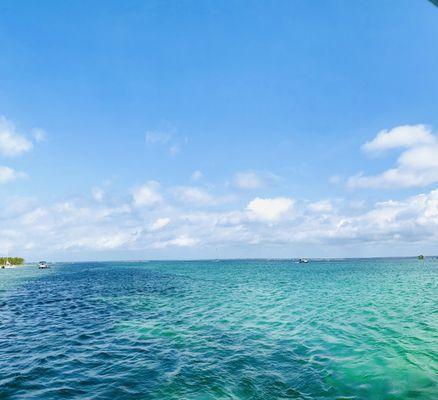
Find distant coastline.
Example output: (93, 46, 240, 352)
(0, 257, 24, 266)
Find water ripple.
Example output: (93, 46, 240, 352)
(0, 259, 437, 399)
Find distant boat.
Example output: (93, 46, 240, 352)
(418, 255, 424, 260)
(38, 261, 49, 269)
(298, 258, 309, 264)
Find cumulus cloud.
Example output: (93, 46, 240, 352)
(0, 166, 27, 183)
(352, 190, 438, 242)
(0, 116, 33, 157)
(172, 186, 215, 206)
(246, 197, 294, 222)
(0, 197, 136, 256)
(132, 181, 162, 207)
(233, 170, 278, 190)
(349, 124, 438, 189)
(150, 217, 170, 231)
(2, 186, 438, 258)
(362, 125, 435, 154)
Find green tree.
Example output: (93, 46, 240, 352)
(0, 257, 24, 265)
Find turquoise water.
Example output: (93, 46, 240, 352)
(0, 259, 437, 399)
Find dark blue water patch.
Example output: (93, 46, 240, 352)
(0, 264, 188, 399)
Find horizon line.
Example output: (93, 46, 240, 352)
(22, 255, 437, 264)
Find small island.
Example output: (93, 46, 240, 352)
(0, 257, 24, 266)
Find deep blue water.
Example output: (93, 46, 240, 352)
(0, 259, 437, 399)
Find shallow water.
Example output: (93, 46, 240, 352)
(0, 259, 437, 399)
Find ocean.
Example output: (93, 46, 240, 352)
(0, 259, 437, 399)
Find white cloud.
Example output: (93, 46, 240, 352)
(0, 196, 37, 218)
(0, 116, 33, 157)
(2, 184, 438, 258)
(233, 171, 278, 190)
(145, 131, 171, 144)
(246, 197, 294, 222)
(353, 190, 438, 241)
(398, 144, 438, 170)
(60, 232, 139, 251)
(32, 128, 48, 143)
(191, 170, 203, 181)
(308, 200, 333, 213)
(91, 187, 105, 202)
(362, 125, 435, 154)
(132, 181, 162, 207)
(348, 165, 438, 189)
(19, 207, 47, 225)
(349, 124, 438, 189)
(173, 186, 215, 206)
(171, 235, 197, 247)
(0, 198, 136, 255)
(145, 130, 184, 156)
(0, 166, 27, 184)
(151, 235, 198, 249)
(150, 217, 170, 231)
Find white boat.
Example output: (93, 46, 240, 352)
(38, 261, 49, 269)
(298, 258, 309, 263)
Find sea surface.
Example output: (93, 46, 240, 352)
(0, 259, 437, 399)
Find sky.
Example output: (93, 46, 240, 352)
(1, 0, 438, 261)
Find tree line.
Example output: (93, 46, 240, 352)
(0, 257, 24, 265)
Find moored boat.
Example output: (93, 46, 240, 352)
(38, 261, 49, 269)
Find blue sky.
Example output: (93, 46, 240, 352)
(1, 1, 438, 261)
